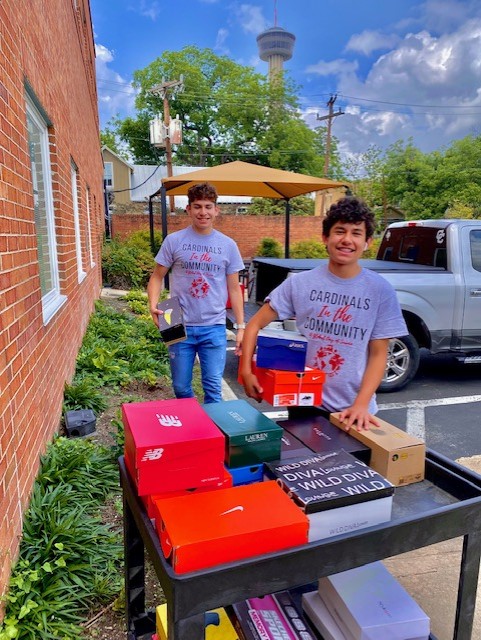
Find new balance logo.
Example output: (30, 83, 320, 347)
(156, 413, 182, 427)
(220, 505, 244, 516)
(141, 448, 164, 462)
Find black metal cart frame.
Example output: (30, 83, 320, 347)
(120, 450, 481, 640)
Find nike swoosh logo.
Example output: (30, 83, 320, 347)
(220, 506, 244, 515)
(312, 376, 322, 381)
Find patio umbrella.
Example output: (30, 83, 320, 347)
(150, 161, 348, 257)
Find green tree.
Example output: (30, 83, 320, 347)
(110, 46, 325, 174)
(249, 195, 315, 216)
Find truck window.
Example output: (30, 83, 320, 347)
(378, 227, 447, 268)
(470, 230, 481, 272)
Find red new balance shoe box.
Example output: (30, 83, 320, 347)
(143, 468, 233, 519)
(256, 367, 325, 408)
(153, 481, 309, 574)
(123, 398, 226, 496)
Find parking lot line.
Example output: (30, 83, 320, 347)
(378, 394, 481, 439)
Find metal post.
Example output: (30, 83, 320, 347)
(161, 185, 170, 290)
(284, 198, 290, 258)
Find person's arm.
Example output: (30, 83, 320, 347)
(227, 272, 245, 355)
(147, 263, 170, 328)
(240, 303, 279, 402)
(338, 338, 390, 431)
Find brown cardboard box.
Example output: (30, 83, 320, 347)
(329, 413, 425, 486)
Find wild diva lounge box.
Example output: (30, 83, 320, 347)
(203, 400, 283, 468)
(229, 591, 318, 640)
(318, 562, 430, 640)
(282, 415, 371, 463)
(330, 413, 426, 486)
(265, 450, 394, 542)
(256, 367, 325, 408)
(123, 398, 226, 495)
(152, 481, 309, 574)
(256, 329, 308, 372)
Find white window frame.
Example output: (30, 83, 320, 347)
(104, 161, 113, 188)
(71, 160, 86, 282)
(26, 93, 66, 323)
(85, 186, 95, 267)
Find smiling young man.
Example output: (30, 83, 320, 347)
(148, 182, 245, 403)
(240, 196, 407, 429)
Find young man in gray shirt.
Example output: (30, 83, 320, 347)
(240, 197, 407, 430)
(148, 182, 245, 403)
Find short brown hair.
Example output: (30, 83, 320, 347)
(187, 182, 218, 204)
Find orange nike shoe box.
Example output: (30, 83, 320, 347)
(123, 398, 226, 496)
(238, 356, 325, 407)
(256, 367, 325, 407)
(142, 468, 233, 519)
(152, 480, 309, 574)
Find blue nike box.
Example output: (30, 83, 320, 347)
(256, 329, 308, 372)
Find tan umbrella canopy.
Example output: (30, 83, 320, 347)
(161, 160, 347, 199)
(151, 161, 348, 258)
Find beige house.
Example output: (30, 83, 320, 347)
(102, 146, 134, 205)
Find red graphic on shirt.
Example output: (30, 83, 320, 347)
(315, 345, 345, 377)
(190, 277, 210, 299)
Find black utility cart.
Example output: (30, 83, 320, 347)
(120, 451, 481, 640)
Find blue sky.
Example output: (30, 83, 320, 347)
(91, 0, 481, 158)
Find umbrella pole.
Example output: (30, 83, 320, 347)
(284, 198, 290, 259)
(160, 185, 170, 290)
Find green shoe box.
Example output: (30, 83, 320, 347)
(203, 400, 283, 468)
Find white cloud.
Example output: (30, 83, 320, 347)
(305, 17, 481, 156)
(215, 28, 230, 55)
(94, 44, 137, 127)
(237, 4, 268, 35)
(305, 59, 359, 76)
(346, 30, 400, 56)
(128, 1, 161, 21)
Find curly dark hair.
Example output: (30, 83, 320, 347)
(322, 197, 375, 239)
(187, 182, 218, 204)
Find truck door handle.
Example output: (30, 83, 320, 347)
(470, 289, 481, 297)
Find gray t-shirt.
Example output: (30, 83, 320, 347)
(266, 264, 408, 413)
(155, 226, 244, 325)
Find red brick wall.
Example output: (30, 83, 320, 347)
(0, 0, 104, 601)
(111, 213, 325, 259)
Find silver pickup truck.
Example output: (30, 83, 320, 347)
(251, 219, 481, 391)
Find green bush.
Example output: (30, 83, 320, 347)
(290, 240, 328, 258)
(63, 379, 109, 415)
(124, 229, 162, 254)
(256, 237, 283, 258)
(102, 239, 155, 289)
(0, 438, 122, 640)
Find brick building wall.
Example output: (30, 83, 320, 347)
(0, 0, 104, 601)
(111, 213, 326, 259)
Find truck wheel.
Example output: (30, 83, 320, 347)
(378, 334, 420, 392)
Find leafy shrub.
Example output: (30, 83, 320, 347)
(73, 300, 169, 388)
(290, 240, 328, 258)
(102, 239, 154, 289)
(256, 237, 283, 258)
(63, 379, 109, 415)
(0, 438, 122, 640)
(124, 229, 162, 254)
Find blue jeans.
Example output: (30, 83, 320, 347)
(168, 324, 226, 404)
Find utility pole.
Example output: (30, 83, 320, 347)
(150, 78, 184, 212)
(317, 95, 344, 177)
(316, 95, 344, 216)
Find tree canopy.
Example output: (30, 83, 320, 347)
(109, 46, 330, 175)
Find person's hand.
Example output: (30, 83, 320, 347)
(234, 328, 244, 355)
(337, 403, 379, 431)
(149, 307, 163, 329)
(241, 372, 263, 402)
